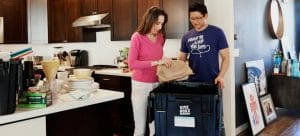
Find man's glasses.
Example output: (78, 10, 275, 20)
(190, 16, 204, 21)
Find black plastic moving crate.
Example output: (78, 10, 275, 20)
(149, 82, 221, 136)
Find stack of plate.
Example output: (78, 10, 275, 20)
(63, 77, 99, 92)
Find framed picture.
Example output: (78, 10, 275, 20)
(246, 59, 268, 96)
(242, 83, 265, 135)
(260, 94, 277, 124)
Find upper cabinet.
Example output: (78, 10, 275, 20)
(0, 0, 203, 43)
(48, 0, 82, 43)
(137, 0, 162, 26)
(81, 0, 112, 24)
(0, 0, 27, 43)
(48, 0, 112, 43)
(163, 0, 189, 39)
(111, 0, 137, 41)
(111, 0, 202, 41)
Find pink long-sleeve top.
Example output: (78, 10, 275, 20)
(128, 32, 165, 83)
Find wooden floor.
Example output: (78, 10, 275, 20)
(238, 108, 300, 136)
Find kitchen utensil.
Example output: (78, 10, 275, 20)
(41, 59, 59, 100)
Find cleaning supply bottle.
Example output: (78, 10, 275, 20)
(286, 59, 291, 77)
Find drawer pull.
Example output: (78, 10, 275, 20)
(102, 78, 111, 81)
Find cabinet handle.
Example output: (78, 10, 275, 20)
(102, 78, 110, 81)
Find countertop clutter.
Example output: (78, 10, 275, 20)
(0, 90, 124, 125)
(94, 68, 131, 77)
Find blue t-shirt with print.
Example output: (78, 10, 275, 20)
(180, 25, 228, 82)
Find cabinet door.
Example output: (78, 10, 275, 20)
(48, 0, 66, 43)
(48, 0, 82, 43)
(64, 0, 82, 42)
(1, 0, 27, 43)
(111, 0, 137, 41)
(163, 0, 189, 38)
(94, 74, 122, 91)
(93, 74, 134, 135)
(81, 0, 98, 16)
(137, 0, 162, 26)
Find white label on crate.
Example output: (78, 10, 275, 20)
(179, 105, 191, 115)
(174, 116, 195, 128)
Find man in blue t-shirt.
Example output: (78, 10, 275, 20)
(178, 3, 229, 136)
(179, 3, 229, 89)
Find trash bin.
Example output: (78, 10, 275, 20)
(0, 60, 22, 115)
(149, 82, 221, 136)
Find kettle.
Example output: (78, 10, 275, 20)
(69, 50, 89, 67)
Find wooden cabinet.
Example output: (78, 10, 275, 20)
(47, 103, 113, 136)
(163, 0, 189, 38)
(0, 0, 27, 43)
(81, 0, 112, 24)
(111, 0, 137, 41)
(81, 0, 98, 15)
(48, 0, 82, 43)
(137, 0, 162, 26)
(268, 75, 300, 109)
(112, 0, 203, 40)
(93, 74, 134, 136)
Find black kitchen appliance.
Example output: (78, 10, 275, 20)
(70, 49, 89, 67)
(0, 60, 22, 115)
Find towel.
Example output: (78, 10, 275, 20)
(156, 60, 193, 82)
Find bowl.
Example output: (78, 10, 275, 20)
(73, 68, 92, 79)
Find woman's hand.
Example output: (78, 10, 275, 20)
(152, 57, 172, 68)
(159, 57, 172, 68)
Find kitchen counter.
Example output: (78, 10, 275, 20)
(94, 68, 132, 77)
(0, 89, 124, 125)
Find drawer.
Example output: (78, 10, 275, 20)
(93, 74, 122, 91)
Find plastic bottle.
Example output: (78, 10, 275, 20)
(281, 59, 287, 74)
(291, 60, 297, 77)
(286, 59, 291, 77)
(273, 64, 279, 74)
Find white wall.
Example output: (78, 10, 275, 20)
(0, 30, 181, 66)
(205, 0, 235, 135)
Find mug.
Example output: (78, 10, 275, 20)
(57, 71, 69, 83)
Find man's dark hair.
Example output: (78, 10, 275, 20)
(189, 3, 208, 15)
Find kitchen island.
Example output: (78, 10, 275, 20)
(0, 90, 124, 136)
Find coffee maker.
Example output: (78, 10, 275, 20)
(70, 50, 89, 67)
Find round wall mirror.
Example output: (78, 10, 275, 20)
(268, 0, 284, 39)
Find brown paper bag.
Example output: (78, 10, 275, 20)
(157, 60, 193, 82)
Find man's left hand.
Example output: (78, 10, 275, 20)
(214, 77, 225, 90)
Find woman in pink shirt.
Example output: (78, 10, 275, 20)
(128, 6, 170, 136)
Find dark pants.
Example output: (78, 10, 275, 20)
(216, 93, 225, 136)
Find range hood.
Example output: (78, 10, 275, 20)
(72, 13, 110, 28)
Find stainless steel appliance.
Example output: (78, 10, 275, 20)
(72, 13, 110, 28)
(70, 50, 89, 67)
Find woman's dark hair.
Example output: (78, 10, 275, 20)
(189, 3, 207, 15)
(136, 6, 168, 38)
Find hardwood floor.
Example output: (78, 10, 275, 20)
(237, 108, 300, 136)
